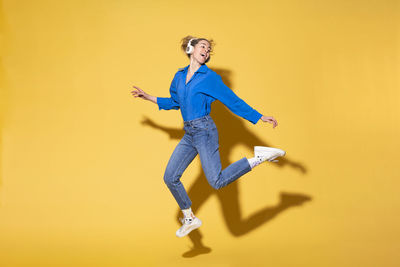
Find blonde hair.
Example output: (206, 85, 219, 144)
(180, 35, 215, 63)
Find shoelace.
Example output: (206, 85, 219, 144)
(179, 217, 194, 225)
(253, 156, 264, 167)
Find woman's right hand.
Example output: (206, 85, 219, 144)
(131, 85, 149, 100)
(131, 85, 157, 104)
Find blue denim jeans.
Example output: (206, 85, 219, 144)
(163, 115, 252, 210)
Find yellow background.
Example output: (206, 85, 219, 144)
(1, 0, 399, 266)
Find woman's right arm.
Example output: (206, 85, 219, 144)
(131, 86, 157, 104)
(131, 84, 180, 110)
(132, 73, 180, 110)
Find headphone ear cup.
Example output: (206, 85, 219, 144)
(186, 44, 194, 54)
(186, 38, 195, 54)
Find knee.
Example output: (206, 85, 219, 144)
(163, 168, 178, 187)
(204, 171, 224, 190)
(163, 173, 173, 186)
(208, 179, 223, 190)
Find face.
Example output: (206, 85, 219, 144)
(191, 40, 211, 64)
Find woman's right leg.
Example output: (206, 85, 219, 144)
(164, 133, 203, 237)
(163, 133, 198, 210)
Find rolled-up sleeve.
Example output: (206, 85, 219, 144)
(157, 75, 180, 110)
(207, 74, 262, 124)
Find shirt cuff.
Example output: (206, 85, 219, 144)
(249, 110, 263, 124)
(156, 97, 169, 110)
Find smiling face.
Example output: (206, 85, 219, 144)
(191, 40, 211, 64)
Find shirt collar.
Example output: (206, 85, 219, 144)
(178, 64, 209, 74)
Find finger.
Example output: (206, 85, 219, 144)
(132, 86, 143, 92)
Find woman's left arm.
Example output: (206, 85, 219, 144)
(208, 74, 278, 127)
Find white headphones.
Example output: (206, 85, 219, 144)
(186, 38, 195, 54)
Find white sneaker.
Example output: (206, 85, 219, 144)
(254, 146, 286, 162)
(176, 216, 202, 238)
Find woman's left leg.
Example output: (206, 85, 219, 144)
(194, 121, 252, 190)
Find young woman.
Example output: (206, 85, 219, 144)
(131, 36, 286, 238)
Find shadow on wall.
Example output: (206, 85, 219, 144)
(141, 68, 311, 258)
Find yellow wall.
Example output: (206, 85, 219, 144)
(1, 0, 399, 266)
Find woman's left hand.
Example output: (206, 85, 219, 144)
(261, 115, 278, 128)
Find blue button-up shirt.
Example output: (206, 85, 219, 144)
(157, 64, 262, 124)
